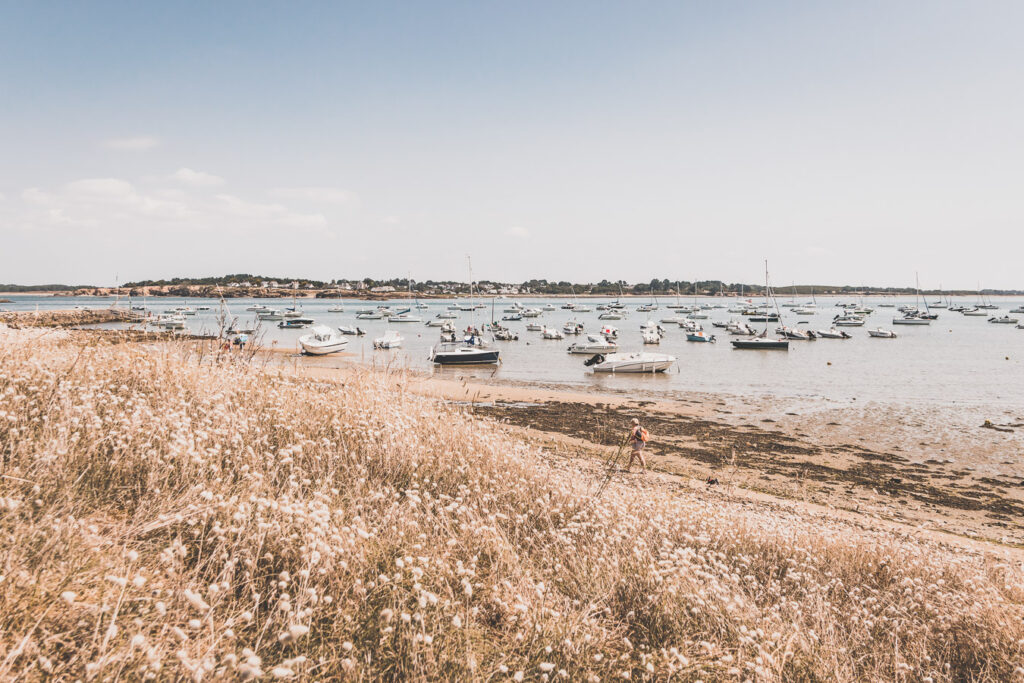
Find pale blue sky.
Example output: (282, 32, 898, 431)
(2, 1, 1022, 288)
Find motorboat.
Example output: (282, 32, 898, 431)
(501, 313, 523, 321)
(389, 313, 423, 323)
(196, 305, 211, 311)
(686, 331, 716, 343)
(246, 304, 269, 311)
(1010, 306, 1024, 314)
(833, 315, 865, 326)
(436, 311, 458, 319)
(563, 321, 584, 335)
(283, 308, 304, 319)
(258, 309, 286, 320)
(299, 325, 349, 355)
(678, 318, 702, 332)
(892, 315, 929, 325)
(526, 322, 544, 332)
(775, 326, 813, 340)
(541, 327, 564, 340)
(327, 305, 345, 312)
(521, 308, 542, 318)
(792, 307, 815, 315)
(730, 337, 789, 350)
(355, 310, 384, 320)
(573, 304, 592, 313)
(568, 334, 618, 354)
(543, 304, 556, 311)
(816, 328, 851, 339)
(748, 313, 780, 322)
(599, 311, 624, 320)
(503, 302, 524, 313)
(338, 325, 365, 335)
(425, 318, 446, 327)
(278, 318, 315, 329)
(641, 328, 661, 344)
(428, 341, 500, 365)
(493, 326, 519, 341)
(868, 327, 897, 338)
(373, 331, 403, 349)
(151, 314, 186, 330)
(599, 325, 618, 339)
(726, 321, 757, 336)
(961, 308, 987, 316)
(584, 352, 676, 373)
(989, 315, 1019, 324)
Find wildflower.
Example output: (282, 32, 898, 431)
(59, 591, 76, 605)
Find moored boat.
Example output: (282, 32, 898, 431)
(299, 325, 349, 355)
(584, 352, 676, 373)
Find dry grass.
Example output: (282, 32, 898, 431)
(1, 331, 1022, 681)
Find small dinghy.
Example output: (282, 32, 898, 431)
(337, 325, 365, 335)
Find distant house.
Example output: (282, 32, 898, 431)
(371, 285, 396, 293)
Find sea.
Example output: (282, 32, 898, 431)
(4, 294, 1024, 410)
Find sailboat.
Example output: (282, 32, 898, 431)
(893, 273, 932, 324)
(428, 256, 500, 365)
(731, 262, 790, 350)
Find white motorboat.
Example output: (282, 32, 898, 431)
(816, 328, 851, 339)
(521, 308, 542, 318)
(526, 322, 544, 332)
(792, 307, 815, 315)
(868, 327, 897, 338)
(436, 311, 458, 319)
(892, 316, 929, 325)
(641, 328, 661, 344)
(563, 320, 584, 335)
(833, 315, 865, 326)
(327, 305, 345, 312)
(338, 325, 365, 335)
(425, 318, 447, 327)
(989, 315, 1019, 324)
(373, 331, 403, 349)
(1010, 306, 1024, 314)
(599, 325, 619, 339)
(390, 313, 423, 323)
(584, 352, 676, 373)
(567, 334, 618, 354)
(246, 304, 269, 311)
(355, 310, 384, 320)
(299, 326, 349, 355)
(599, 311, 623, 320)
(541, 326, 564, 340)
(726, 321, 756, 336)
(686, 330, 716, 343)
(775, 326, 813, 340)
(573, 304, 592, 313)
(961, 308, 987, 316)
(257, 309, 286, 320)
(543, 304, 556, 311)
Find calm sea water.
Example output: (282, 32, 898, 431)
(5, 294, 1024, 409)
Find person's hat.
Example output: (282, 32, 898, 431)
(631, 418, 639, 425)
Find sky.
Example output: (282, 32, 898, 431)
(1, 1, 1023, 289)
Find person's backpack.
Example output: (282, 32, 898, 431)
(637, 427, 649, 442)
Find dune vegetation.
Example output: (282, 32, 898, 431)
(0, 331, 1022, 681)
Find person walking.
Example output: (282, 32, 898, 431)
(626, 417, 648, 472)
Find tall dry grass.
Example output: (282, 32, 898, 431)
(0, 331, 1022, 681)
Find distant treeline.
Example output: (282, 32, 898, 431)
(0, 283, 93, 292)
(15, 274, 1024, 296)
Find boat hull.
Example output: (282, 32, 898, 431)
(730, 339, 789, 350)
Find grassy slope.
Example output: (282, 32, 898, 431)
(0, 333, 1022, 681)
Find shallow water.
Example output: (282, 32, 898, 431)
(6, 294, 1024, 409)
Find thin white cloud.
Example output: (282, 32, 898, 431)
(505, 225, 531, 239)
(101, 136, 161, 151)
(271, 186, 357, 205)
(10, 175, 329, 236)
(172, 167, 225, 187)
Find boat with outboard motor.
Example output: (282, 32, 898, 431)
(338, 325, 365, 335)
(373, 331, 403, 349)
(299, 325, 349, 355)
(584, 352, 676, 373)
(568, 334, 618, 354)
(868, 327, 897, 338)
(816, 327, 851, 339)
(989, 315, 1019, 324)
